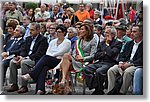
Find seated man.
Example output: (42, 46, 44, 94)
(7, 23, 48, 93)
(1, 25, 25, 84)
(83, 27, 122, 95)
(107, 24, 143, 95)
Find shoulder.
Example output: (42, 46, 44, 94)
(49, 38, 57, 44)
(64, 38, 71, 44)
(125, 40, 134, 46)
(38, 34, 47, 40)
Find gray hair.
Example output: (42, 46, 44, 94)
(64, 19, 71, 24)
(68, 27, 78, 36)
(110, 27, 117, 35)
(86, 3, 92, 8)
(56, 19, 63, 25)
(16, 25, 26, 36)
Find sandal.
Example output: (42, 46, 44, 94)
(59, 79, 67, 88)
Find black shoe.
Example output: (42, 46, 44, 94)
(17, 86, 28, 93)
(7, 84, 19, 92)
(91, 90, 104, 95)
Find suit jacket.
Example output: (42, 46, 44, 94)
(3, 38, 25, 55)
(94, 38, 122, 64)
(72, 38, 97, 62)
(20, 34, 48, 62)
(118, 40, 143, 66)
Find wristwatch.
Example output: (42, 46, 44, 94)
(128, 62, 134, 66)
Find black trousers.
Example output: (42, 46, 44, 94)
(29, 55, 61, 92)
(83, 61, 114, 91)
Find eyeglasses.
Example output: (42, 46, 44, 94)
(57, 31, 62, 33)
(50, 28, 56, 29)
(68, 31, 72, 33)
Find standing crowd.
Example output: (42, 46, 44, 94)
(0, 1, 143, 95)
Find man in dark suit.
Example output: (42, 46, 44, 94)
(7, 23, 48, 93)
(107, 24, 143, 95)
(1, 25, 25, 85)
(83, 27, 122, 95)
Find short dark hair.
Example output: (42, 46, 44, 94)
(30, 22, 40, 30)
(56, 24, 67, 36)
(132, 24, 143, 33)
(6, 19, 19, 30)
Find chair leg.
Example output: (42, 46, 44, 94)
(83, 78, 86, 95)
(74, 72, 77, 86)
(69, 72, 75, 94)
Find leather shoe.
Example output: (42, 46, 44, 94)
(17, 86, 28, 93)
(36, 90, 45, 95)
(91, 90, 104, 95)
(7, 84, 19, 92)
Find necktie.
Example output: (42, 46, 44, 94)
(7, 39, 18, 51)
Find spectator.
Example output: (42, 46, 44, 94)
(26, 8, 35, 22)
(62, 4, 69, 21)
(2, 25, 25, 85)
(40, 23, 46, 35)
(21, 24, 71, 95)
(66, 7, 79, 26)
(75, 3, 90, 21)
(22, 16, 31, 40)
(35, 4, 50, 22)
(107, 25, 143, 95)
(116, 23, 132, 53)
(64, 19, 71, 29)
(126, 23, 134, 39)
(55, 19, 63, 25)
(129, 6, 136, 23)
(52, 5, 63, 21)
(7, 23, 48, 93)
(67, 27, 78, 51)
(58, 24, 97, 94)
(94, 10, 103, 25)
(94, 24, 104, 45)
(83, 27, 122, 95)
(44, 22, 57, 44)
(5, 2, 23, 24)
(74, 21, 82, 37)
(4, 19, 19, 46)
(86, 3, 94, 20)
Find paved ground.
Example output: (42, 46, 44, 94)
(0, 69, 95, 95)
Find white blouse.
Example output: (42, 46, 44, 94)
(46, 38, 71, 57)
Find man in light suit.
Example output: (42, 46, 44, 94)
(7, 23, 48, 93)
(107, 24, 143, 95)
(83, 27, 122, 95)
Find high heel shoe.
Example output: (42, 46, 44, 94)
(59, 79, 67, 88)
(21, 74, 32, 80)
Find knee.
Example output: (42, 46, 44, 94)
(107, 65, 118, 75)
(124, 69, 132, 77)
(63, 54, 71, 60)
(9, 60, 15, 67)
(83, 66, 90, 74)
(20, 60, 26, 67)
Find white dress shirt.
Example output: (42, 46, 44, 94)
(130, 40, 142, 61)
